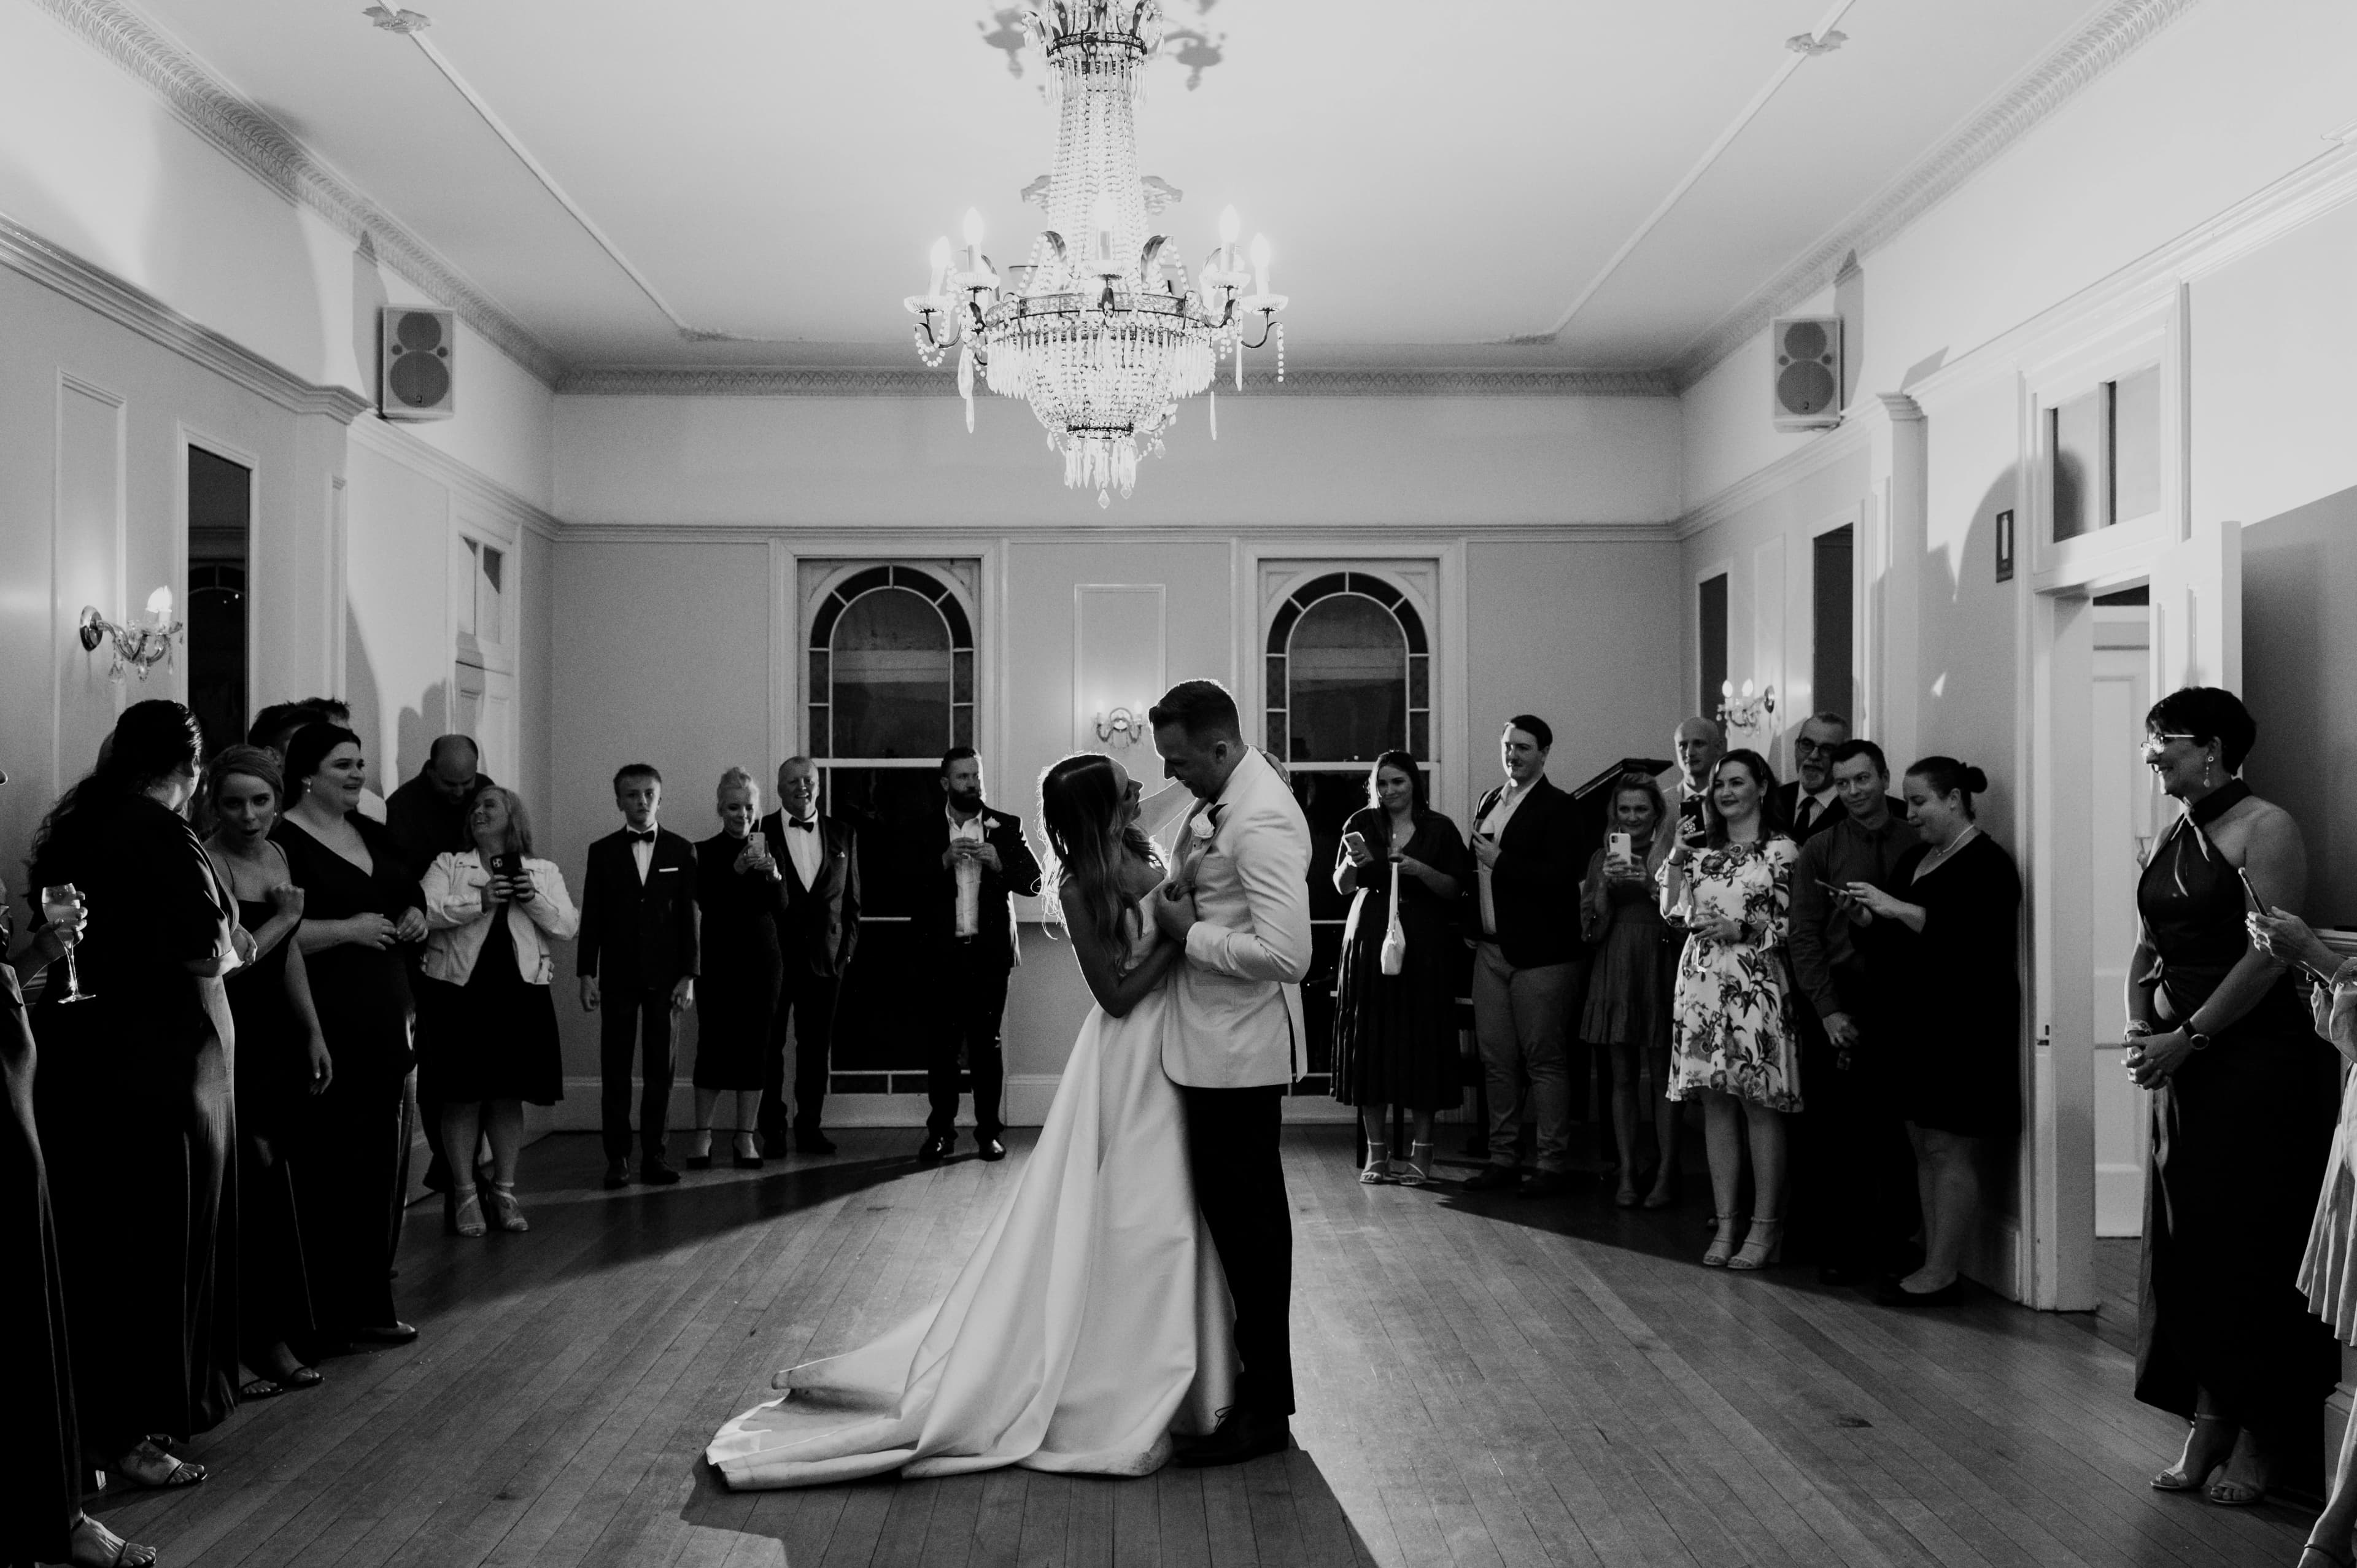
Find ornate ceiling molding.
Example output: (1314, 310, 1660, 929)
(0, 211, 370, 421)
(555, 365, 1678, 398)
(1670, 0, 2204, 389)
(30, 0, 562, 385)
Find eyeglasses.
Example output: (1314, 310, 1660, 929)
(2140, 733, 2199, 759)
(1793, 738, 1841, 756)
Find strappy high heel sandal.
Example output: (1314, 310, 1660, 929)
(451, 1191, 487, 1238)
(489, 1182, 528, 1232)
(685, 1127, 714, 1171)
(1728, 1215, 1784, 1271)
(1359, 1140, 1395, 1184)
(1395, 1141, 1438, 1186)
(1703, 1214, 1741, 1267)
(2151, 1413, 2235, 1493)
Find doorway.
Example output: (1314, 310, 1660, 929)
(186, 446, 252, 755)
(2088, 587, 2154, 1237)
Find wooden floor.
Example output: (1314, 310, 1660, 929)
(91, 1130, 2312, 1567)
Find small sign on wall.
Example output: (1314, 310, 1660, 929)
(1995, 508, 2016, 583)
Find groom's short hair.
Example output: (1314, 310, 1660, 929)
(1150, 680, 1241, 741)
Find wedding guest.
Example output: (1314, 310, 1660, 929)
(33, 700, 243, 1490)
(691, 769, 786, 1170)
(1465, 716, 1586, 1198)
(202, 747, 331, 1398)
(275, 721, 426, 1348)
(916, 748, 1043, 1165)
(1669, 716, 1725, 850)
(578, 764, 698, 1189)
(383, 733, 493, 1199)
(2, 766, 158, 1568)
(1770, 713, 1851, 841)
(1579, 771, 1680, 1208)
(419, 787, 577, 1234)
(1843, 758, 2021, 1307)
(248, 699, 327, 760)
(297, 700, 389, 824)
(1662, 749, 1801, 1270)
(1786, 739, 1919, 1284)
(1331, 751, 1468, 1186)
(757, 758, 859, 1157)
(2246, 909, 2357, 1568)
(2124, 687, 2336, 1507)
(385, 735, 492, 880)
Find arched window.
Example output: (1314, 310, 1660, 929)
(1266, 572, 1428, 763)
(808, 566, 973, 759)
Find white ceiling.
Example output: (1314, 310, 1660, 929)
(130, 0, 2108, 375)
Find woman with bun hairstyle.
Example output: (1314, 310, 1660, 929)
(1841, 758, 2022, 1308)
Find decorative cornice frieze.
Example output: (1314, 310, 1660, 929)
(555, 365, 1679, 398)
(29, 0, 562, 385)
(1671, 0, 2203, 389)
(0, 211, 370, 422)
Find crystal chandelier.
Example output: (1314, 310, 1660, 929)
(905, 1, 1286, 507)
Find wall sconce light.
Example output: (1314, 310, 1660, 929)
(78, 587, 181, 682)
(1719, 678, 1776, 735)
(1094, 705, 1148, 747)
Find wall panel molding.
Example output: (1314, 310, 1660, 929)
(347, 417, 562, 542)
(29, 0, 561, 384)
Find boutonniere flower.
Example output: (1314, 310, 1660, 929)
(1189, 812, 1217, 842)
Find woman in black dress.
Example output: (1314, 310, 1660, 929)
(1330, 751, 1467, 1186)
(32, 700, 242, 1493)
(273, 722, 426, 1346)
(690, 768, 786, 1170)
(2122, 687, 2337, 1507)
(418, 786, 576, 1234)
(203, 745, 334, 1398)
(1843, 758, 2021, 1307)
(3, 786, 157, 1568)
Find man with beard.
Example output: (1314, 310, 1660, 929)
(916, 747, 1042, 1164)
(1771, 712, 1852, 841)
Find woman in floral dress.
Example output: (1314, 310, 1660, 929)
(1662, 749, 1802, 1271)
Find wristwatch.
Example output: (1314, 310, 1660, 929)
(2186, 1028, 2213, 1051)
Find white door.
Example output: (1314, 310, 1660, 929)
(2089, 609, 2153, 1235)
(2149, 516, 2242, 695)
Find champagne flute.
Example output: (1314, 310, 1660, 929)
(41, 883, 92, 1003)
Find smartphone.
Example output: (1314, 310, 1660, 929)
(1608, 831, 1634, 860)
(2235, 865, 2265, 913)
(491, 851, 522, 881)
(1341, 830, 1369, 858)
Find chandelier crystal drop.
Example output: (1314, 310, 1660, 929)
(904, 0, 1286, 507)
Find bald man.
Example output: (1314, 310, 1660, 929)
(385, 735, 493, 882)
(1669, 717, 1725, 851)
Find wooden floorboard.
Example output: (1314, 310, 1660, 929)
(85, 1128, 2312, 1567)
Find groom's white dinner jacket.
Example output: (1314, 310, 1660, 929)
(1164, 746, 1313, 1088)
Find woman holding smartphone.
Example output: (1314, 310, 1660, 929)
(1331, 751, 1468, 1184)
(418, 786, 578, 1235)
(690, 768, 788, 1169)
(1581, 773, 1681, 1208)
(2115, 688, 2337, 1509)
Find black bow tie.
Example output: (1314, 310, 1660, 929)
(626, 828, 656, 844)
(786, 816, 817, 831)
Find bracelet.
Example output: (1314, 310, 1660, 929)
(2121, 1020, 2153, 1039)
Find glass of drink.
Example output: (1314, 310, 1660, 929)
(41, 883, 92, 1003)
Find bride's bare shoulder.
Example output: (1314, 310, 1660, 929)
(1115, 849, 1166, 904)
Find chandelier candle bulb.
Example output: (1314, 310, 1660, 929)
(147, 586, 174, 625)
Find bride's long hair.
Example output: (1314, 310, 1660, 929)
(1037, 754, 1159, 956)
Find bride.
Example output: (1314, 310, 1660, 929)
(704, 752, 1235, 1488)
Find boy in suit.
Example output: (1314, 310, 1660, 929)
(578, 763, 699, 1188)
(756, 757, 860, 1156)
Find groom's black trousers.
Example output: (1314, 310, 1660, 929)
(1180, 1083, 1296, 1419)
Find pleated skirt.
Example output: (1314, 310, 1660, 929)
(2297, 1070, 2357, 1343)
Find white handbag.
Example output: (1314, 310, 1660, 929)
(1380, 856, 1408, 976)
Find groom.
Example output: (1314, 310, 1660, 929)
(1148, 679, 1311, 1467)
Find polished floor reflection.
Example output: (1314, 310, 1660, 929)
(87, 1129, 2307, 1567)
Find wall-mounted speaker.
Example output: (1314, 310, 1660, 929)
(1770, 315, 1842, 430)
(379, 306, 455, 421)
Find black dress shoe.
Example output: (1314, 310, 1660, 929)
(346, 1321, 419, 1345)
(734, 1153, 765, 1170)
(640, 1161, 683, 1186)
(976, 1135, 1007, 1162)
(603, 1159, 632, 1190)
(796, 1129, 838, 1156)
(917, 1132, 953, 1165)
(685, 1152, 713, 1172)
(1176, 1410, 1290, 1468)
(1463, 1165, 1522, 1192)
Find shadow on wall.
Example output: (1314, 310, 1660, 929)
(345, 599, 447, 789)
(2242, 483, 2357, 928)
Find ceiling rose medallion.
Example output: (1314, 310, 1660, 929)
(906, 1, 1286, 507)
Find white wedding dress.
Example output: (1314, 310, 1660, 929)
(705, 895, 1235, 1488)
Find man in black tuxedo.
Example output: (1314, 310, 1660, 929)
(578, 763, 699, 1189)
(757, 757, 859, 1157)
(1463, 714, 1589, 1197)
(1669, 715, 1725, 850)
(1770, 712, 1852, 842)
(916, 747, 1043, 1165)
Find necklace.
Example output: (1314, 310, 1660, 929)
(1916, 824, 1980, 878)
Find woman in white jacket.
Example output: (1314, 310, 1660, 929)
(418, 786, 579, 1236)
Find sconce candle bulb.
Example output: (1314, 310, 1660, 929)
(78, 587, 183, 682)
